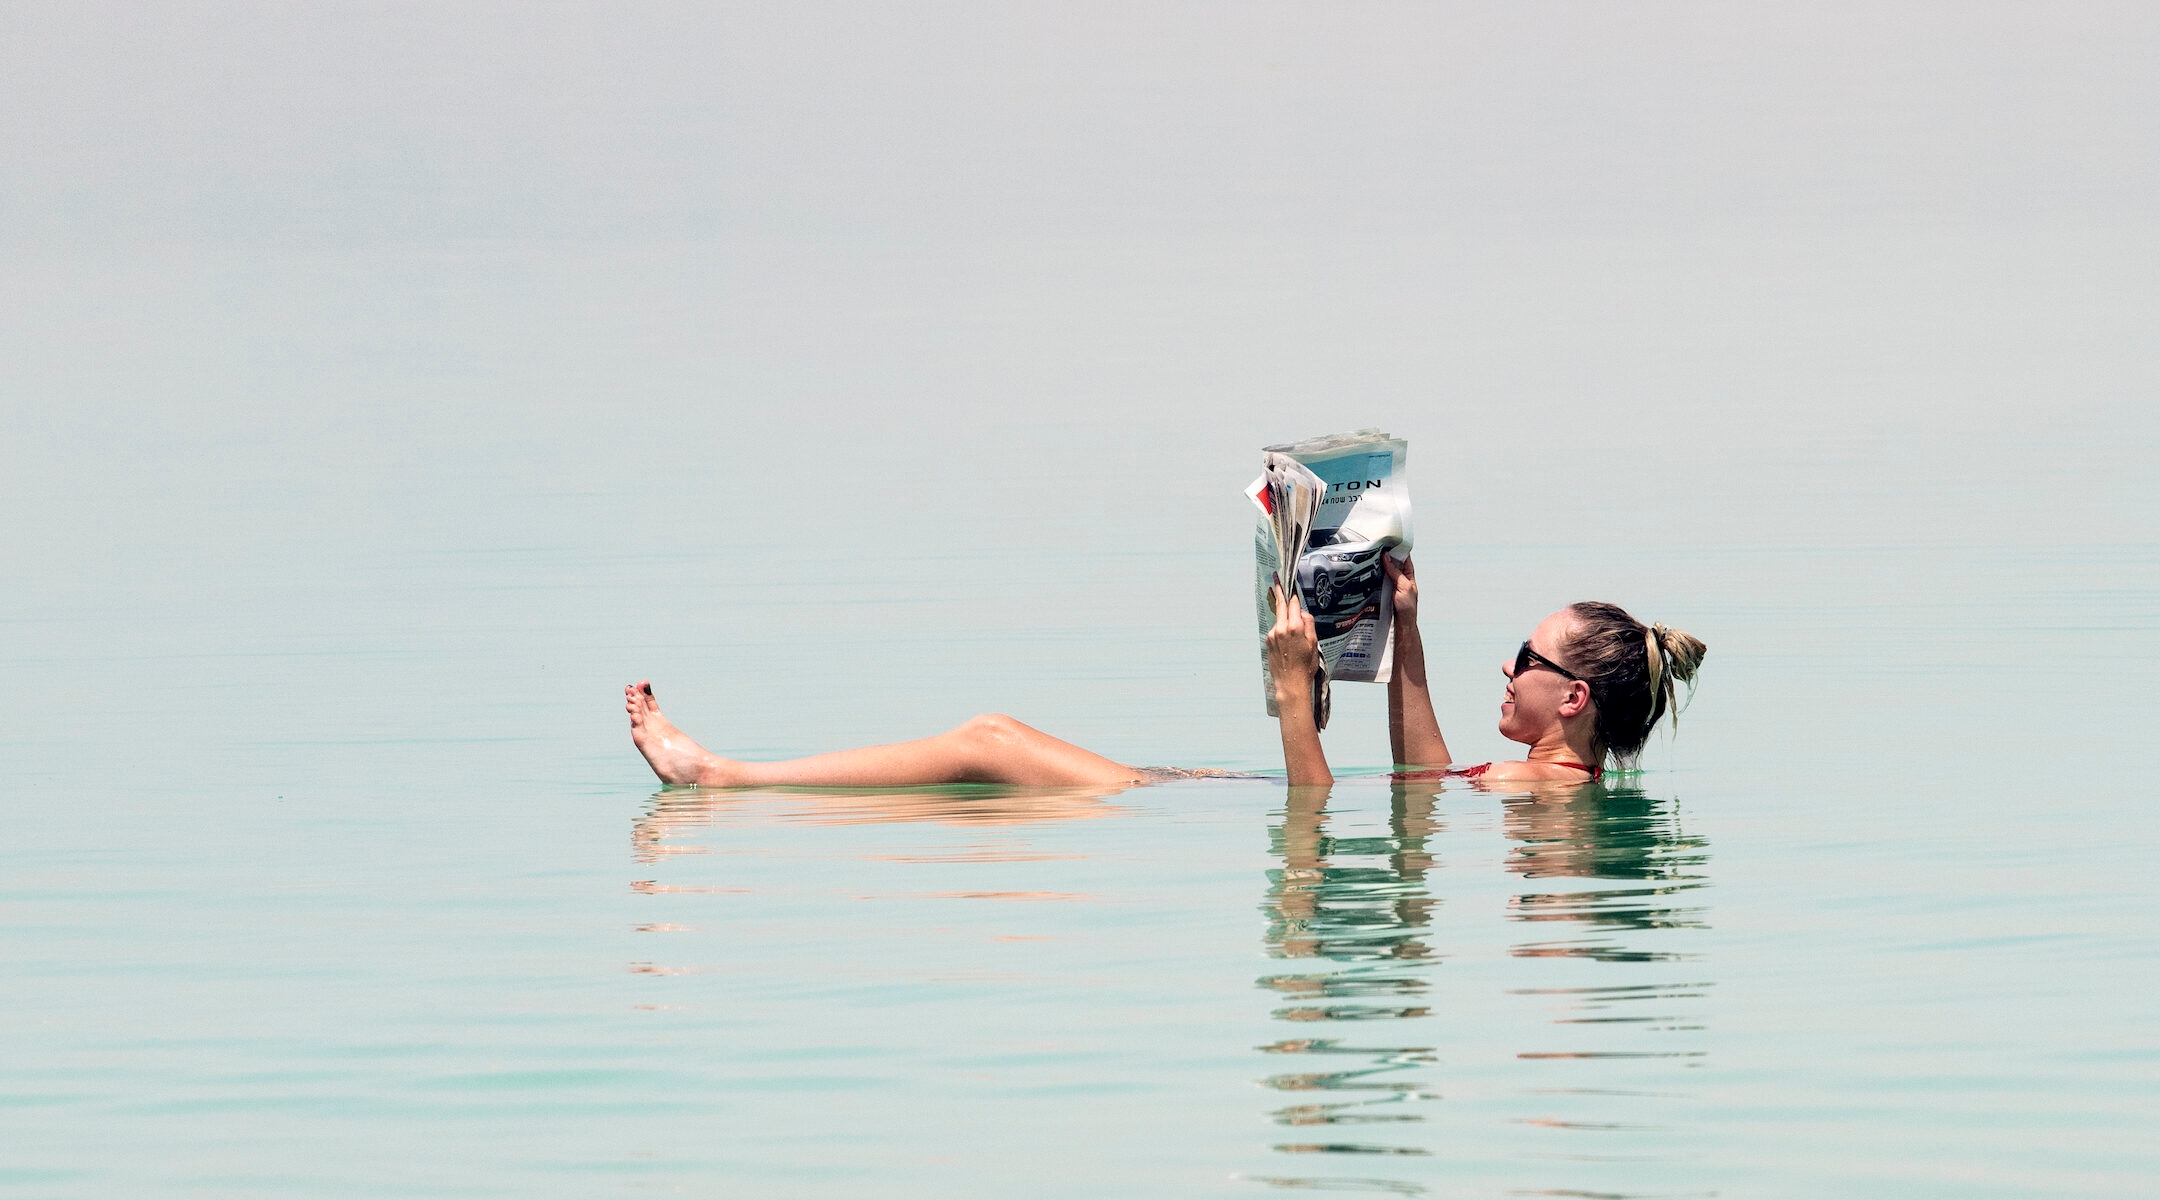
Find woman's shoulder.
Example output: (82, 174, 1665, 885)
(1392, 760, 1598, 782)
(1475, 760, 1598, 781)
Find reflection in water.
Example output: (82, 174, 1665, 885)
(1253, 784, 1446, 1192)
(634, 779, 1711, 1195)
(623, 784, 1132, 999)
(1501, 783, 1715, 1199)
(631, 784, 1130, 863)
(1504, 786, 1710, 963)
(1252, 781, 1713, 1196)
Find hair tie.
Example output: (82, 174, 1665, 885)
(1643, 624, 1670, 730)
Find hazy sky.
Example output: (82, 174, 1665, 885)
(6, 2, 2158, 558)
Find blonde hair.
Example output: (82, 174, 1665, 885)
(1560, 602, 1707, 767)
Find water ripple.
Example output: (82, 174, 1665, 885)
(1253, 782, 1716, 1194)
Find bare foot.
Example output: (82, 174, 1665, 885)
(625, 681, 736, 787)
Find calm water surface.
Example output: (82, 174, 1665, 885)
(5, 537, 2157, 1196)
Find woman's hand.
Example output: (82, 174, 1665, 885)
(1266, 580, 1321, 707)
(1385, 553, 1418, 624)
(1267, 580, 1332, 787)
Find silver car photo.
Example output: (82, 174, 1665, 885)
(1296, 529, 1392, 637)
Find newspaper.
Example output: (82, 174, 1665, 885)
(1248, 429, 1414, 728)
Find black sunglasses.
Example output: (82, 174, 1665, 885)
(1513, 641, 1581, 682)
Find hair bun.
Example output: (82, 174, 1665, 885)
(1652, 624, 1707, 683)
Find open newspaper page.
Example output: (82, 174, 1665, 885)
(1247, 453, 1327, 724)
(1249, 429, 1414, 726)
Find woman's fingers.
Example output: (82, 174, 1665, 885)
(1271, 581, 1294, 626)
(1275, 582, 1307, 638)
(1266, 585, 1319, 667)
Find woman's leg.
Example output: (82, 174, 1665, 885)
(625, 682, 1141, 788)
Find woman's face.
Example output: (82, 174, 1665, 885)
(1498, 609, 1581, 745)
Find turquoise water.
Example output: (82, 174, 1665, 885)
(6, 535, 2156, 1195)
(7, 6, 2160, 1193)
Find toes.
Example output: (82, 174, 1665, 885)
(625, 682, 663, 727)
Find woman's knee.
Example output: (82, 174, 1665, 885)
(958, 712, 1027, 743)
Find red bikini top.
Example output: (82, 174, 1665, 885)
(1445, 760, 1603, 781)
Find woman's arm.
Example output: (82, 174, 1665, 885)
(1267, 583, 1333, 787)
(1385, 555, 1451, 769)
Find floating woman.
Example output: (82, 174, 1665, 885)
(625, 556, 1704, 788)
